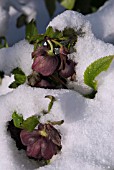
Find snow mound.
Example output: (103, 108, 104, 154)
(48, 10, 114, 94)
(86, 0, 114, 43)
(0, 10, 114, 170)
(0, 40, 33, 75)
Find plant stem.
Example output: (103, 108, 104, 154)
(51, 39, 63, 47)
(51, 75, 68, 89)
(47, 40, 54, 56)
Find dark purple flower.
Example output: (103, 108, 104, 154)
(44, 124, 61, 147)
(59, 46, 69, 56)
(32, 55, 59, 76)
(20, 129, 39, 146)
(41, 139, 57, 160)
(20, 123, 62, 160)
(26, 137, 43, 159)
(59, 60, 76, 78)
(32, 46, 48, 59)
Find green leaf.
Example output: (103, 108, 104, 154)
(9, 67, 26, 89)
(22, 116, 40, 132)
(0, 36, 8, 49)
(47, 120, 64, 125)
(25, 20, 38, 43)
(0, 71, 4, 85)
(12, 112, 40, 131)
(14, 74, 26, 84)
(45, 26, 63, 39)
(12, 111, 24, 128)
(31, 34, 45, 44)
(44, 0, 56, 17)
(0, 71, 4, 79)
(84, 55, 114, 90)
(60, 0, 76, 9)
(16, 14, 27, 28)
(63, 28, 76, 37)
(62, 27, 80, 50)
(11, 67, 25, 75)
(45, 95, 56, 113)
(9, 81, 19, 89)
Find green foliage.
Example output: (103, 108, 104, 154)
(47, 120, 64, 125)
(12, 111, 24, 128)
(22, 116, 40, 132)
(44, 0, 76, 17)
(0, 71, 4, 79)
(9, 67, 26, 89)
(44, 0, 56, 17)
(25, 24, 83, 52)
(0, 37, 8, 49)
(25, 20, 38, 43)
(45, 26, 63, 39)
(12, 111, 40, 131)
(84, 56, 114, 90)
(45, 95, 56, 113)
(60, 0, 76, 9)
(16, 14, 27, 28)
(11, 67, 25, 75)
(72, 0, 107, 14)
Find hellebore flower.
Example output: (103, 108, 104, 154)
(32, 46, 48, 59)
(59, 46, 68, 56)
(20, 129, 40, 146)
(20, 123, 61, 160)
(32, 47, 59, 76)
(59, 60, 76, 78)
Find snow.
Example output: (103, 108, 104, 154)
(0, 40, 33, 75)
(0, 0, 114, 170)
(86, 0, 114, 43)
(0, 75, 14, 96)
(48, 10, 114, 94)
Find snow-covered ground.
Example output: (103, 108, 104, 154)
(0, 0, 114, 170)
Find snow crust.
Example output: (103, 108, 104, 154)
(0, 2, 114, 170)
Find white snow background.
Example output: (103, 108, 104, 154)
(0, 0, 114, 170)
